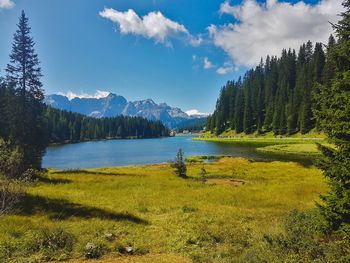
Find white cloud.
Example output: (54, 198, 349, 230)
(216, 61, 237, 75)
(186, 109, 210, 117)
(217, 66, 233, 75)
(189, 35, 203, 46)
(0, 0, 15, 9)
(58, 90, 110, 100)
(100, 8, 201, 46)
(203, 57, 215, 69)
(209, 0, 343, 67)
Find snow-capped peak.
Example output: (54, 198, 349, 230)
(185, 109, 210, 117)
(57, 90, 110, 101)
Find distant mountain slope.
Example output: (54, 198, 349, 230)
(45, 93, 207, 128)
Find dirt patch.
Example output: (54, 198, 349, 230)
(204, 178, 246, 187)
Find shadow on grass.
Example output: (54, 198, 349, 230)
(34, 175, 72, 185)
(17, 194, 148, 224)
(51, 170, 133, 177)
(250, 154, 316, 168)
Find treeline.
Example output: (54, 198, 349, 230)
(207, 38, 335, 135)
(176, 117, 206, 133)
(45, 106, 169, 143)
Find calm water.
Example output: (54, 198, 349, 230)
(43, 136, 311, 169)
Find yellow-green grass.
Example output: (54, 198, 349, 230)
(193, 136, 325, 148)
(0, 158, 327, 262)
(196, 129, 326, 148)
(256, 143, 321, 156)
(199, 129, 326, 139)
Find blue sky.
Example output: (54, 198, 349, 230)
(0, 0, 342, 113)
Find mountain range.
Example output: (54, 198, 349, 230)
(45, 93, 208, 128)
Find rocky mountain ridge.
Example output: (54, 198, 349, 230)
(45, 93, 207, 128)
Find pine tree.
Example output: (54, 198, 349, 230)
(299, 42, 315, 133)
(311, 43, 326, 131)
(0, 82, 7, 138)
(322, 35, 337, 86)
(243, 73, 254, 133)
(6, 11, 47, 170)
(314, 0, 350, 232)
(264, 56, 278, 131)
(172, 149, 187, 178)
(234, 88, 244, 133)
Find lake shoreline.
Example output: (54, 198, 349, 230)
(48, 135, 171, 147)
(43, 136, 319, 170)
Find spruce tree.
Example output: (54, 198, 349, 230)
(172, 149, 187, 178)
(322, 35, 337, 86)
(234, 87, 244, 133)
(6, 11, 47, 171)
(314, 0, 350, 231)
(0, 81, 7, 138)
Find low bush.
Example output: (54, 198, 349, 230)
(84, 242, 107, 259)
(0, 139, 25, 180)
(0, 226, 75, 262)
(35, 227, 75, 252)
(252, 210, 350, 262)
(0, 178, 24, 216)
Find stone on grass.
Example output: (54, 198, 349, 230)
(85, 242, 102, 259)
(105, 233, 116, 241)
(85, 242, 97, 250)
(125, 246, 133, 254)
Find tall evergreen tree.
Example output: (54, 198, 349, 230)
(234, 83, 244, 133)
(6, 11, 47, 170)
(263, 56, 278, 131)
(322, 35, 337, 86)
(314, 0, 350, 231)
(243, 72, 254, 133)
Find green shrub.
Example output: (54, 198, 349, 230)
(84, 242, 106, 259)
(31, 226, 75, 260)
(0, 139, 26, 179)
(258, 210, 350, 262)
(0, 178, 24, 216)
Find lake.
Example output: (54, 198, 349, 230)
(43, 136, 311, 169)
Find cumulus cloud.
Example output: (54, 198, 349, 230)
(203, 57, 215, 69)
(0, 0, 15, 9)
(58, 90, 110, 100)
(100, 8, 201, 46)
(209, 0, 343, 67)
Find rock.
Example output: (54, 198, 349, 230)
(85, 242, 97, 250)
(105, 233, 116, 241)
(125, 246, 133, 254)
(85, 242, 102, 259)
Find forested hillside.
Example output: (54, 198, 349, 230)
(207, 38, 334, 135)
(45, 106, 169, 143)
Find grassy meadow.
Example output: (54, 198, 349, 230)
(194, 130, 326, 147)
(256, 143, 322, 156)
(0, 157, 330, 262)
